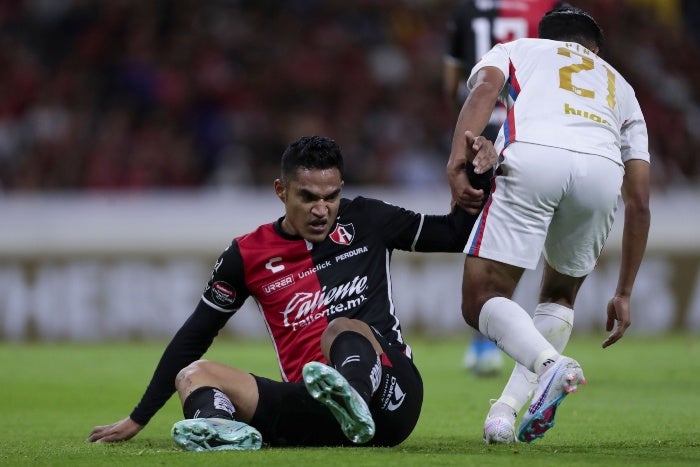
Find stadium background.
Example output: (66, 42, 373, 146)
(1, 0, 699, 341)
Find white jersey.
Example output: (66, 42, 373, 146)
(468, 38, 650, 166)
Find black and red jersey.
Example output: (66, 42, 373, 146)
(446, 0, 561, 68)
(130, 196, 477, 425)
(204, 196, 475, 382)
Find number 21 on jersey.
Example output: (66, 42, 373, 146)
(557, 44, 616, 110)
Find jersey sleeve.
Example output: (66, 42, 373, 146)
(619, 88, 651, 164)
(361, 196, 478, 252)
(201, 241, 251, 313)
(413, 205, 478, 252)
(467, 42, 510, 91)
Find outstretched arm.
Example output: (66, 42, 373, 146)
(447, 66, 504, 213)
(603, 159, 650, 348)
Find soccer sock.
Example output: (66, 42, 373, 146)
(182, 386, 236, 420)
(478, 297, 559, 376)
(533, 302, 574, 351)
(329, 330, 381, 404)
(494, 303, 574, 413)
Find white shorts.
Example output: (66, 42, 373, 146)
(465, 142, 624, 277)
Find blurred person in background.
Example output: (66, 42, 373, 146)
(1, 1, 695, 191)
(87, 134, 497, 450)
(447, 5, 650, 444)
(443, 0, 563, 378)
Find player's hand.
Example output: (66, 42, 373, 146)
(447, 169, 485, 215)
(468, 132, 498, 175)
(602, 295, 632, 348)
(87, 416, 143, 443)
(447, 131, 490, 214)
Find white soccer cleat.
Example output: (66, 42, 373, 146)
(483, 401, 517, 444)
(517, 356, 586, 443)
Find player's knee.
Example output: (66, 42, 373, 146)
(461, 295, 483, 329)
(462, 288, 505, 329)
(323, 317, 353, 339)
(319, 317, 353, 351)
(175, 359, 211, 390)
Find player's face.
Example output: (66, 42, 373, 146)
(275, 167, 343, 243)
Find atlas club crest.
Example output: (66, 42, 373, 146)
(330, 223, 355, 245)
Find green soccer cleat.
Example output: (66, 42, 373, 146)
(302, 361, 376, 444)
(171, 417, 262, 451)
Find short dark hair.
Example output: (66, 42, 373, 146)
(538, 4, 603, 51)
(280, 135, 344, 182)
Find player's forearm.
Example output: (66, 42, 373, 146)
(448, 75, 501, 171)
(615, 159, 650, 297)
(615, 200, 650, 297)
(415, 206, 478, 252)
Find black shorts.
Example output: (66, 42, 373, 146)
(249, 333, 423, 447)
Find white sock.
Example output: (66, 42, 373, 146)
(494, 303, 574, 413)
(478, 297, 559, 375)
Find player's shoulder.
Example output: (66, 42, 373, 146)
(341, 195, 395, 208)
(235, 221, 277, 246)
(504, 38, 571, 58)
(339, 195, 404, 218)
(339, 196, 374, 214)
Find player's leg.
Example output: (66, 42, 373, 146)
(462, 127, 504, 377)
(302, 317, 381, 444)
(366, 339, 424, 447)
(464, 143, 584, 443)
(250, 376, 361, 447)
(170, 360, 262, 451)
(516, 153, 621, 442)
(515, 269, 587, 443)
(462, 256, 561, 376)
(486, 265, 580, 444)
(320, 317, 383, 404)
(461, 141, 564, 375)
(464, 255, 586, 443)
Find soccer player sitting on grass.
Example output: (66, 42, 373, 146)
(88, 134, 497, 450)
(447, 4, 650, 444)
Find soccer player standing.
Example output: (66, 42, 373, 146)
(447, 5, 650, 443)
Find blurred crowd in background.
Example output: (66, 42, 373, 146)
(0, 0, 698, 192)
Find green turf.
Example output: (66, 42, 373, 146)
(2, 334, 699, 466)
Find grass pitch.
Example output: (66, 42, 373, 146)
(2, 334, 699, 466)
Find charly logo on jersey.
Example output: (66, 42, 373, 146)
(330, 223, 355, 245)
(265, 256, 285, 274)
(281, 275, 368, 331)
(380, 375, 406, 412)
(211, 281, 236, 307)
